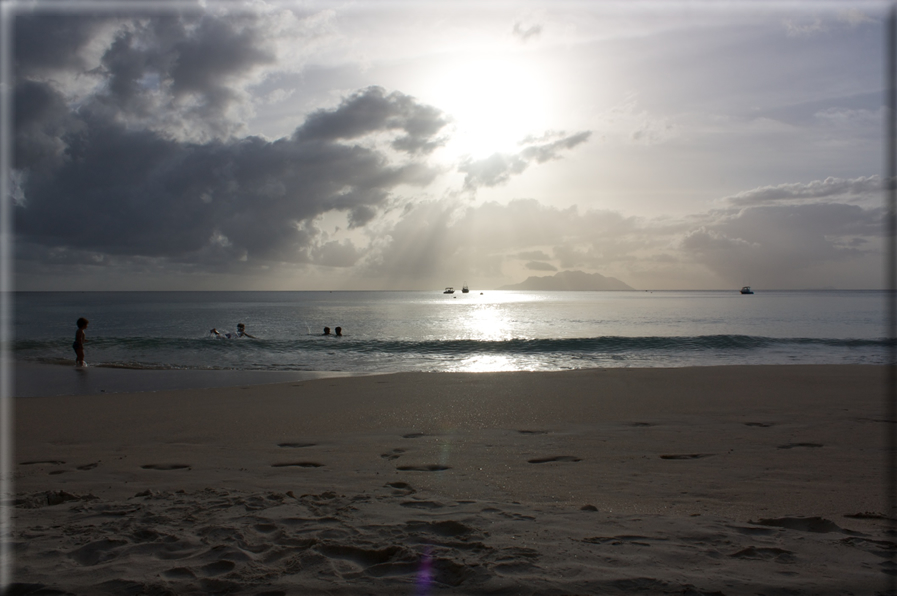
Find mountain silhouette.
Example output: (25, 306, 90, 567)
(498, 270, 634, 291)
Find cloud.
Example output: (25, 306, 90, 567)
(294, 87, 450, 154)
(512, 21, 542, 42)
(361, 198, 655, 288)
(600, 95, 676, 145)
(680, 201, 882, 286)
(311, 239, 365, 268)
(15, 84, 448, 265)
(459, 131, 590, 191)
(784, 17, 827, 37)
(516, 250, 552, 260)
(525, 261, 557, 271)
(14, 14, 113, 76)
(722, 176, 881, 207)
(14, 10, 341, 144)
(357, 187, 883, 290)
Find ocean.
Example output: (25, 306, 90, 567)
(13, 290, 887, 375)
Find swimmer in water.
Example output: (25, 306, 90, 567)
(323, 327, 331, 336)
(335, 327, 342, 336)
(236, 323, 256, 338)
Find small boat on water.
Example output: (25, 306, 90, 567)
(444, 287, 455, 294)
(462, 284, 469, 294)
(740, 286, 754, 294)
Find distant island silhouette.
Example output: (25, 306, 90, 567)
(498, 270, 634, 291)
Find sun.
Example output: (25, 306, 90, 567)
(422, 53, 552, 159)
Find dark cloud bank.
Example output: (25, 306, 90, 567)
(14, 11, 449, 262)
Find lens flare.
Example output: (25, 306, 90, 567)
(415, 547, 433, 595)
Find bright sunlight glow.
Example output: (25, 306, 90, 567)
(424, 54, 552, 159)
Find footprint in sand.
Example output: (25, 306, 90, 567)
(199, 560, 236, 576)
(271, 462, 324, 468)
(751, 516, 843, 533)
(729, 546, 795, 563)
(777, 443, 823, 449)
(385, 481, 416, 496)
(527, 456, 581, 464)
(405, 520, 475, 537)
(77, 463, 99, 471)
(141, 464, 190, 470)
(163, 567, 196, 579)
(400, 500, 444, 509)
(380, 448, 406, 460)
(583, 535, 654, 546)
(659, 454, 715, 460)
(20, 460, 66, 466)
(397, 464, 450, 472)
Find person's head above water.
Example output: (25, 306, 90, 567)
(335, 327, 342, 336)
(77, 317, 89, 329)
(323, 327, 331, 335)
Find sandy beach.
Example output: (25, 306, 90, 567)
(8, 365, 892, 594)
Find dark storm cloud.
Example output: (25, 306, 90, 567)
(459, 131, 590, 191)
(14, 80, 84, 173)
(14, 12, 283, 144)
(15, 84, 447, 264)
(14, 14, 111, 75)
(295, 87, 450, 155)
(93, 14, 276, 136)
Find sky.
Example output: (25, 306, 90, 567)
(5, 0, 890, 291)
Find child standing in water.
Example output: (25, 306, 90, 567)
(73, 317, 88, 367)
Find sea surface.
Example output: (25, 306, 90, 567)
(12, 290, 887, 375)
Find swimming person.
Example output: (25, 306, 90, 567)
(73, 317, 88, 367)
(323, 327, 331, 336)
(236, 323, 256, 338)
(335, 327, 342, 336)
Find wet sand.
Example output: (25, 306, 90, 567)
(9, 365, 892, 595)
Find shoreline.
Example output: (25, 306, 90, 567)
(12, 359, 887, 398)
(12, 361, 365, 397)
(11, 364, 892, 594)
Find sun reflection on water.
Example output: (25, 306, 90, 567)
(462, 304, 513, 341)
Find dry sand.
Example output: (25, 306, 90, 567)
(8, 365, 893, 595)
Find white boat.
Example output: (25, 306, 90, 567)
(740, 286, 754, 294)
(462, 284, 469, 294)
(444, 287, 455, 294)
